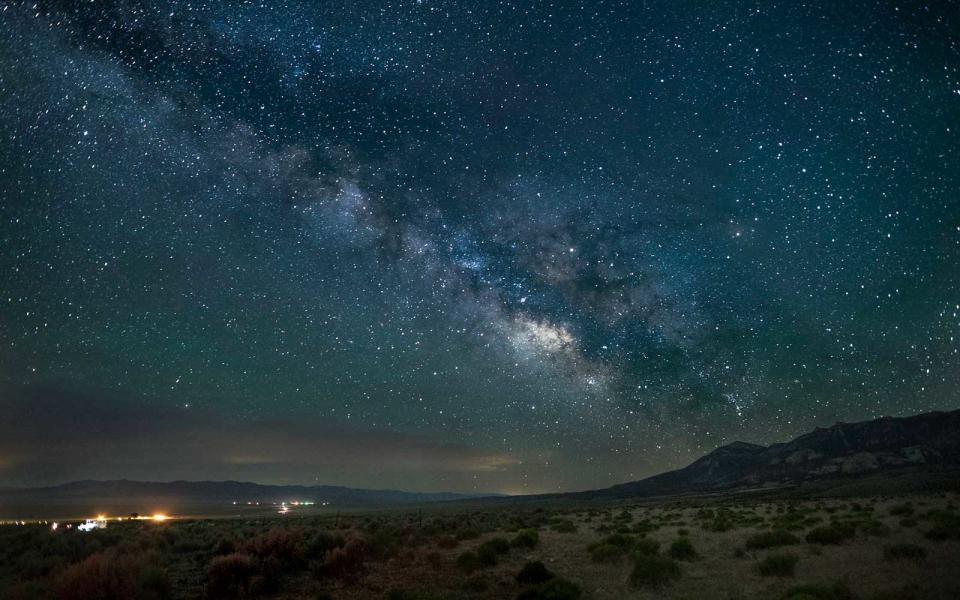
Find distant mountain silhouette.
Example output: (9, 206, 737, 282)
(3, 410, 959, 516)
(0, 479, 493, 510)
(586, 409, 960, 499)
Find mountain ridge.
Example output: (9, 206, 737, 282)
(0, 478, 495, 509)
(589, 408, 960, 499)
(2, 409, 958, 512)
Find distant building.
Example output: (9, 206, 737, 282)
(78, 517, 106, 532)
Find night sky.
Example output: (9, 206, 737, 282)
(1, 1, 958, 494)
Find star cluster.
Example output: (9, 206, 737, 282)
(0, 1, 958, 493)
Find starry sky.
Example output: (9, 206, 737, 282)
(0, 1, 958, 494)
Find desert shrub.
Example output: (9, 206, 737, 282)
(307, 531, 345, 558)
(367, 527, 405, 560)
(700, 507, 735, 532)
(632, 537, 660, 556)
(249, 566, 282, 597)
(5, 580, 48, 600)
(387, 591, 455, 600)
(456, 551, 480, 573)
(56, 550, 170, 600)
(631, 519, 658, 534)
(630, 554, 681, 588)
(745, 530, 800, 550)
(550, 520, 577, 533)
(758, 553, 799, 577)
(213, 538, 237, 556)
(138, 564, 172, 600)
(924, 526, 954, 541)
(212, 528, 309, 597)
(322, 538, 369, 580)
(436, 535, 459, 549)
(593, 524, 612, 535)
(589, 544, 623, 563)
(511, 529, 539, 549)
(171, 537, 207, 554)
(243, 528, 305, 567)
(388, 590, 463, 600)
(455, 529, 480, 541)
(920, 510, 960, 541)
(477, 545, 499, 567)
(869, 585, 926, 600)
(668, 537, 697, 561)
(206, 553, 255, 600)
(599, 533, 633, 547)
(780, 580, 854, 600)
(899, 518, 917, 528)
(516, 560, 554, 584)
(860, 520, 891, 537)
(889, 503, 914, 517)
(704, 517, 733, 532)
(771, 508, 820, 531)
(805, 523, 855, 545)
(476, 537, 510, 566)
(586, 532, 634, 562)
(883, 543, 927, 561)
(922, 513, 960, 541)
(517, 577, 582, 600)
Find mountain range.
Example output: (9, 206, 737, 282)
(0, 479, 491, 516)
(2, 409, 958, 517)
(581, 408, 960, 499)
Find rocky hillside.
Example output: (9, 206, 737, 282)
(598, 409, 960, 498)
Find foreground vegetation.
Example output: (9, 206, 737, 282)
(1, 493, 959, 599)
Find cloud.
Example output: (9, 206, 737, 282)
(0, 382, 518, 490)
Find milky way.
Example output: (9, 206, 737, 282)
(0, 1, 958, 493)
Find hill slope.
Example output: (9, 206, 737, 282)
(592, 409, 960, 499)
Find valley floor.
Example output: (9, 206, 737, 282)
(2, 493, 959, 600)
